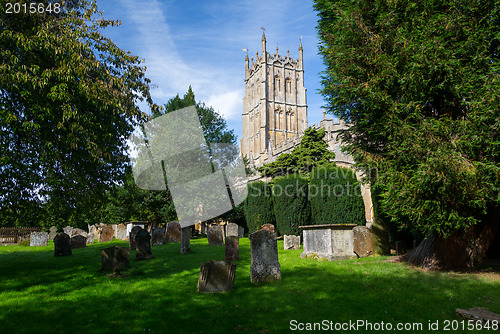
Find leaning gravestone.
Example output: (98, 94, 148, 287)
(48, 226, 58, 241)
(70, 235, 87, 249)
(208, 225, 224, 246)
(135, 229, 153, 260)
(99, 225, 114, 243)
(54, 233, 72, 256)
(225, 236, 239, 261)
(129, 226, 142, 250)
(238, 226, 244, 238)
(165, 221, 181, 242)
(226, 223, 239, 238)
(197, 261, 237, 292)
(63, 226, 73, 236)
(260, 224, 275, 232)
(180, 227, 191, 254)
(101, 246, 129, 274)
(352, 226, 373, 258)
(249, 229, 281, 283)
(151, 228, 166, 246)
(284, 235, 300, 250)
(30, 232, 48, 246)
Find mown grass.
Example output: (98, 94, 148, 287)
(0, 238, 499, 334)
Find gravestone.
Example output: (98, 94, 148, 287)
(249, 229, 281, 283)
(225, 236, 239, 261)
(48, 226, 58, 241)
(30, 232, 48, 246)
(54, 233, 72, 256)
(352, 226, 373, 258)
(71, 228, 87, 237)
(63, 226, 73, 236)
(151, 228, 166, 246)
(238, 226, 244, 238)
(114, 224, 128, 240)
(70, 235, 87, 249)
(86, 233, 95, 245)
(395, 241, 407, 255)
(165, 221, 181, 243)
(197, 261, 237, 292)
(284, 235, 300, 250)
(180, 227, 191, 254)
(207, 225, 224, 246)
(135, 229, 153, 260)
(226, 223, 239, 237)
(129, 226, 142, 250)
(101, 246, 129, 274)
(99, 225, 114, 243)
(260, 224, 275, 232)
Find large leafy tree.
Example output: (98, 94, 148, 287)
(315, 0, 500, 269)
(0, 0, 155, 227)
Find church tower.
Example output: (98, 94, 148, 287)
(241, 32, 308, 166)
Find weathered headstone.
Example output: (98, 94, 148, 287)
(395, 241, 407, 255)
(70, 235, 87, 249)
(352, 226, 373, 258)
(207, 225, 224, 246)
(101, 246, 129, 274)
(54, 233, 72, 256)
(225, 236, 239, 261)
(86, 233, 95, 245)
(226, 223, 239, 237)
(114, 224, 128, 240)
(260, 224, 275, 232)
(180, 227, 191, 254)
(238, 226, 245, 238)
(165, 221, 181, 243)
(99, 225, 115, 243)
(135, 229, 153, 260)
(197, 261, 237, 292)
(284, 235, 300, 250)
(48, 226, 58, 241)
(371, 218, 390, 255)
(71, 228, 87, 237)
(63, 226, 73, 236)
(249, 229, 281, 283)
(151, 227, 166, 246)
(129, 226, 142, 250)
(29, 232, 48, 246)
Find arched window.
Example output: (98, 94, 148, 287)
(274, 75, 281, 101)
(285, 78, 292, 102)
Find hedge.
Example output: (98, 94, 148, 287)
(243, 181, 275, 233)
(273, 174, 310, 236)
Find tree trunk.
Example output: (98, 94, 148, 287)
(405, 207, 500, 271)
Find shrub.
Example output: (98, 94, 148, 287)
(243, 181, 275, 233)
(309, 166, 365, 225)
(273, 174, 310, 236)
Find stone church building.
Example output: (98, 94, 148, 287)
(241, 33, 374, 224)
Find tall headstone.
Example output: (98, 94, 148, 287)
(63, 226, 73, 236)
(165, 221, 181, 243)
(238, 226, 245, 238)
(225, 236, 239, 261)
(151, 227, 166, 246)
(135, 229, 153, 260)
(70, 235, 87, 249)
(101, 246, 129, 274)
(249, 229, 281, 283)
(226, 223, 239, 237)
(54, 233, 72, 256)
(180, 227, 191, 254)
(284, 235, 300, 250)
(48, 226, 58, 241)
(352, 226, 373, 258)
(197, 261, 237, 292)
(129, 226, 142, 250)
(30, 232, 48, 246)
(207, 225, 224, 246)
(99, 225, 114, 243)
(260, 224, 275, 232)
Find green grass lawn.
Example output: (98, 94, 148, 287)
(0, 237, 499, 334)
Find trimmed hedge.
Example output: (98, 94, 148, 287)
(309, 166, 365, 225)
(273, 174, 310, 236)
(243, 181, 275, 233)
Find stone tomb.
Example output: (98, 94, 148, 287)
(165, 221, 181, 243)
(99, 225, 115, 243)
(70, 235, 87, 249)
(54, 233, 72, 256)
(151, 227, 166, 246)
(197, 261, 237, 292)
(225, 236, 239, 261)
(180, 227, 191, 254)
(129, 226, 142, 250)
(48, 226, 58, 241)
(352, 226, 373, 257)
(101, 246, 129, 274)
(225, 223, 239, 238)
(207, 225, 224, 246)
(284, 235, 300, 250)
(30, 232, 48, 246)
(135, 229, 153, 260)
(300, 224, 358, 260)
(249, 229, 281, 283)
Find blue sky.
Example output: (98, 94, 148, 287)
(96, 0, 329, 142)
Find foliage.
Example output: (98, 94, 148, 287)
(243, 181, 275, 233)
(259, 127, 335, 177)
(272, 174, 310, 236)
(315, 0, 500, 236)
(309, 166, 365, 225)
(0, 0, 154, 227)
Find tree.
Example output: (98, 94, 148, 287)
(0, 0, 154, 227)
(259, 127, 335, 177)
(273, 174, 310, 236)
(315, 0, 500, 269)
(244, 181, 275, 233)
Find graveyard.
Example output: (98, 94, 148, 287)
(1, 235, 499, 334)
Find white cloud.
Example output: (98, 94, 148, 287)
(206, 89, 244, 121)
